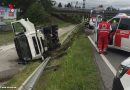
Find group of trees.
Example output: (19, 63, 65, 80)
(58, 2, 81, 8)
(58, 2, 73, 8)
(64, 3, 72, 8)
(106, 6, 118, 11)
(97, 5, 118, 11)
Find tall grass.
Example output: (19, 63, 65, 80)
(34, 33, 102, 90)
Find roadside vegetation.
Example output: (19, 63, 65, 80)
(0, 32, 14, 46)
(34, 27, 102, 90)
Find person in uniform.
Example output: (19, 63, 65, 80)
(97, 18, 112, 54)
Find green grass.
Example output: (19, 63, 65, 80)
(49, 16, 72, 28)
(34, 33, 102, 90)
(57, 20, 72, 28)
(0, 32, 14, 46)
(40, 16, 72, 28)
(3, 62, 41, 90)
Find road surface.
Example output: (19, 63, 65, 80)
(0, 25, 76, 84)
(88, 29, 130, 90)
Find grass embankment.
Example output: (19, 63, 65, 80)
(51, 16, 72, 28)
(34, 33, 102, 90)
(0, 32, 14, 46)
(41, 16, 72, 28)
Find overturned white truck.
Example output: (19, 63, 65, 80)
(11, 19, 60, 63)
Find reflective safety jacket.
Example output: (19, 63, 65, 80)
(98, 21, 112, 36)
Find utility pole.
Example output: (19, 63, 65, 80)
(82, 0, 86, 9)
(75, 1, 78, 8)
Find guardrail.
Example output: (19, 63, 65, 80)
(18, 24, 81, 90)
(18, 57, 51, 90)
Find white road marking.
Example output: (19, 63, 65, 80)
(88, 36, 117, 76)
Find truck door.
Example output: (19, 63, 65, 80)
(114, 18, 130, 50)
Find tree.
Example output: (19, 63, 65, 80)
(58, 2, 62, 8)
(66, 3, 72, 8)
(99, 5, 103, 8)
(106, 6, 117, 11)
(40, 0, 53, 12)
(26, 2, 50, 24)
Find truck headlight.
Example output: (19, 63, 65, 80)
(116, 65, 129, 78)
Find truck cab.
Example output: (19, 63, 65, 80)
(11, 19, 47, 63)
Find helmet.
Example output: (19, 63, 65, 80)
(113, 20, 117, 23)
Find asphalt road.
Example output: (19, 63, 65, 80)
(89, 30, 130, 70)
(105, 48, 130, 69)
(0, 25, 76, 84)
(88, 29, 130, 90)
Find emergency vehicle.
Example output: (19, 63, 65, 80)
(94, 13, 130, 52)
(112, 57, 130, 90)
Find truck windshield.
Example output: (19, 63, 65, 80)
(118, 18, 130, 30)
(12, 22, 26, 34)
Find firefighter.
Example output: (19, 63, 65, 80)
(97, 18, 112, 54)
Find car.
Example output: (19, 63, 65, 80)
(112, 57, 130, 90)
(94, 13, 130, 52)
(89, 15, 103, 29)
(88, 17, 96, 29)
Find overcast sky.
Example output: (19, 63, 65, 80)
(55, 0, 130, 9)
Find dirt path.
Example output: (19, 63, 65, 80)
(58, 25, 76, 37)
(0, 25, 76, 84)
